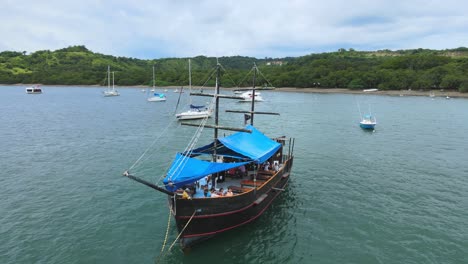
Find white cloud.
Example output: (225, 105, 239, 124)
(0, 0, 467, 58)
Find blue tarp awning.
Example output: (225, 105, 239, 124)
(163, 125, 281, 191)
(218, 125, 280, 164)
(163, 153, 249, 191)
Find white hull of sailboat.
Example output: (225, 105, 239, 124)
(103, 90, 120, 96)
(176, 110, 212, 120)
(238, 97, 264, 102)
(147, 97, 167, 102)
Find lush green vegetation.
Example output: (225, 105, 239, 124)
(1, 45, 467, 92)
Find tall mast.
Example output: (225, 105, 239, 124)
(107, 65, 110, 90)
(188, 59, 192, 90)
(250, 63, 257, 125)
(152, 65, 155, 89)
(214, 59, 220, 147)
(212, 59, 221, 187)
(112, 71, 115, 91)
(188, 59, 192, 105)
(182, 61, 254, 134)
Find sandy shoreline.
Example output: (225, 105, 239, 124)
(274, 87, 468, 98)
(2, 83, 466, 98)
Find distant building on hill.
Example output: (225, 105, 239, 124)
(266, 61, 283, 66)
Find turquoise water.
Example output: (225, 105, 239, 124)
(1, 86, 467, 264)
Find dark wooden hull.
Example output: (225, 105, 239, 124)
(169, 156, 294, 249)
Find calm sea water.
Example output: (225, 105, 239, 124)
(1, 86, 467, 264)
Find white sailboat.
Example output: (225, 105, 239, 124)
(176, 59, 212, 120)
(103, 66, 120, 97)
(147, 65, 166, 102)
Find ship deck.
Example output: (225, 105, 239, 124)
(190, 170, 273, 198)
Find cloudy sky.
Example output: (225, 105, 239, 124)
(1, 0, 467, 59)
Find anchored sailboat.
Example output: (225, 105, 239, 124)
(358, 103, 377, 130)
(147, 65, 166, 102)
(124, 62, 295, 250)
(176, 59, 212, 120)
(103, 66, 120, 97)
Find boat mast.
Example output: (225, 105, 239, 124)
(152, 65, 155, 89)
(189, 59, 192, 91)
(183, 61, 253, 133)
(224, 62, 279, 121)
(107, 65, 110, 90)
(211, 59, 221, 187)
(112, 71, 115, 91)
(250, 63, 257, 125)
(189, 59, 192, 104)
(213, 59, 221, 159)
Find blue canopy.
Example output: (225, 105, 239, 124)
(219, 125, 280, 164)
(154, 93, 165, 98)
(163, 125, 281, 191)
(163, 153, 249, 191)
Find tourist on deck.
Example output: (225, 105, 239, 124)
(203, 186, 211, 198)
(218, 187, 225, 196)
(273, 161, 280, 171)
(210, 187, 220, 198)
(182, 188, 191, 199)
(238, 164, 247, 177)
(227, 168, 236, 177)
(263, 161, 270, 171)
(225, 188, 234, 197)
(217, 171, 225, 183)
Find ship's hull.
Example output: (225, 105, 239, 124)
(147, 97, 166, 102)
(359, 122, 376, 129)
(169, 157, 293, 249)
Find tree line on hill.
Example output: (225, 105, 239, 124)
(0, 45, 467, 92)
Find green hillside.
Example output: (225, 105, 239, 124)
(1, 45, 467, 92)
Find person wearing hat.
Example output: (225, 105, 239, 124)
(182, 188, 191, 199)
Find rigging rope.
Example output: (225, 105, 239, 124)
(219, 64, 241, 88)
(256, 67, 276, 88)
(127, 118, 177, 172)
(355, 96, 363, 119)
(167, 210, 197, 252)
(235, 66, 254, 87)
(155, 207, 173, 264)
(200, 67, 217, 88)
(166, 96, 215, 183)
